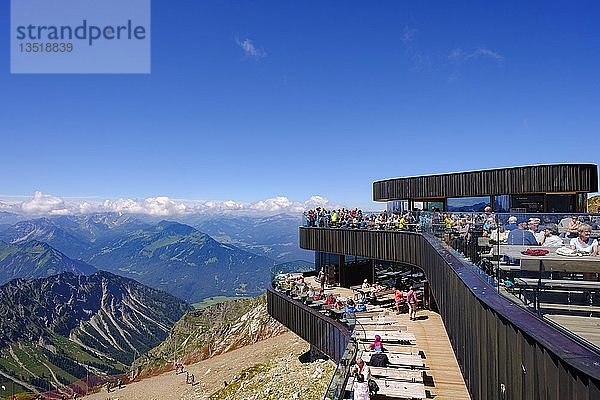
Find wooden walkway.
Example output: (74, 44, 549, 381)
(316, 279, 470, 399)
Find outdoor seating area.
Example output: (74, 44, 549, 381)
(344, 305, 437, 399)
(271, 270, 466, 399)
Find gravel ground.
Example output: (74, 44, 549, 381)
(81, 331, 335, 400)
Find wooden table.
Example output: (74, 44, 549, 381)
(359, 351, 424, 369)
(503, 250, 600, 274)
(370, 366, 423, 382)
(372, 379, 427, 398)
(513, 278, 600, 312)
(356, 330, 416, 343)
(355, 316, 397, 326)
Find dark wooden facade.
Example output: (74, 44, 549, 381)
(297, 227, 600, 400)
(267, 284, 351, 363)
(373, 164, 598, 201)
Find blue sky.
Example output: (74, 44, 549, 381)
(1, 1, 599, 212)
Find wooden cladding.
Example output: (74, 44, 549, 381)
(372, 164, 598, 201)
(267, 285, 351, 363)
(298, 227, 600, 399)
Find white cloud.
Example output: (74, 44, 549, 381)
(402, 26, 417, 45)
(21, 191, 70, 215)
(8, 192, 344, 217)
(101, 197, 187, 216)
(449, 47, 504, 62)
(236, 37, 266, 59)
(251, 196, 297, 212)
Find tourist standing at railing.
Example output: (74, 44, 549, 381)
(318, 267, 326, 291)
(569, 224, 599, 256)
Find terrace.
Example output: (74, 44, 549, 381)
(267, 164, 600, 399)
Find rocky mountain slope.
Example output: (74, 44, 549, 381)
(99, 295, 334, 400)
(0, 271, 190, 395)
(82, 331, 334, 400)
(0, 240, 96, 285)
(136, 295, 287, 378)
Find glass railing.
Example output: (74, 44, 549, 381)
(302, 209, 600, 354)
(323, 339, 358, 400)
(428, 212, 600, 352)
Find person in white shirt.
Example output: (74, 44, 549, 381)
(352, 357, 372, 400)
(540, 224, 563, 247)
(528, 218, 545, 245)
(569, 224, 599, 255)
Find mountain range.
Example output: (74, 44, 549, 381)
(0, 240, 96, 286)
(0, 271, 190, 394)
(188, 213, 311, 263)
(0, 214, 275, 303)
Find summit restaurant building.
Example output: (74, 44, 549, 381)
(267, 163, 600, 400)
(378, 164, 597, 214)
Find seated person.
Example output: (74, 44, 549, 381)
(361, 279, 371, 289)
(507, 220, 539, 246)
(369, 334, 384, 352)
(369, 283, 383, 299)
(325, 293, 336, 305)
(570, 224, 599, 255)
(313, 290, 324, 301)
(563, 216, 582, 238)
(490, 224, 508, 244)
(352, 357, 371, 399)
(505, 216, 518, 231)
(528, 218, 545, 244)
(345, 298, 357, 314)
(539, 224, 563, 247)
(334, 299, 345, 310)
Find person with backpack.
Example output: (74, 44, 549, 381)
(352, 357, 371, 400)
(407, 287, 418, 320)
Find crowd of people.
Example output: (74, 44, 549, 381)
(305, 208, 600, 256)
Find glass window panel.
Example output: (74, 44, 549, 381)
(510, 194, 544, 213)
(447, 196, 490, 212)
(494, 195, 510, 213)
(546, 194, 575, 213)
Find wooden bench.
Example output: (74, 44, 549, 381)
(370, 366, 424, 383)
(355, 331, 417, 344)
(371, 289, 396, 306)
